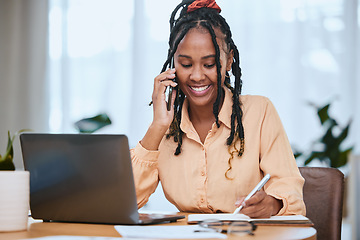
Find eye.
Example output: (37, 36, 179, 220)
(181, 64, 192, 68)
(204, 63, 215, 68)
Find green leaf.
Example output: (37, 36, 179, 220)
(1, 129, 31, 170)
(292, 146, 303, 159)
(317, 104, 330, 125)
(3, 129, 31, 160)
(304, 151, 325, 165)
(331, 147, 353, 168)
(293, 152, 302, 159)
(3, 131, 14, 162)
(74, 113, 112, 133)
(316, 103, 338, 127)
(300, 101, 353, 169)
(334, 122, 351, 147)
(321, 127, 336, 147)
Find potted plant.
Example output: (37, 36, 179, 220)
(294, 102, 353, 217)
(0, 130, 30, 232)
(294, 102, 353, 168)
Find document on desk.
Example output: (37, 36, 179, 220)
(114, 225, 227, 239)
(21, 236, 121, 240)
(187, 213, 313, 226)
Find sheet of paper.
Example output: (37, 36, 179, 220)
(188, 213, 250, 222)
(188, 213, 309, 223)
(253, 215, 310, 221)
(114, 225, 227, 239)
(21, 236, 121, 240)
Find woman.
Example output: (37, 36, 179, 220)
(130, 0, 305, 218)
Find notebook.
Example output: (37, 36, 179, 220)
(187, 213, 313, 226)
(20, 133, 184, 225)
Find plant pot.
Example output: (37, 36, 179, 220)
(0, 171, 29, 232)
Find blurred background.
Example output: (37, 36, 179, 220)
(0, 0, 359, 239)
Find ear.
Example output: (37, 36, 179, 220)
(226, 49, 234, 72)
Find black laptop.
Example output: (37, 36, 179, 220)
(20, 133, 184, 225)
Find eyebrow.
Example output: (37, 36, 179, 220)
(177, 54, 216, 60)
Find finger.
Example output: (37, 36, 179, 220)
(240, 196, 269, 217)
(152, 78, 177, 102)
(153, 71, 177, 96)
(154, 69, 176, 83)
(242, 204, 271, 218)
(240, 192, 274, 218)
(154, 80, 176, 95)
(242, 190, 266, 207)
(235, 196, 245, 207)
(241, 198, 264, 214)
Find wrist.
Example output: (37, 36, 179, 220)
(140, 122, 169, 151)
(149, 121, 170, 133)
(271, 197, 283, 216)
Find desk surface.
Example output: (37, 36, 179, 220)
(0, 216, 316, 240)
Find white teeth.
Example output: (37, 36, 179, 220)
(191, 85, 210, 92)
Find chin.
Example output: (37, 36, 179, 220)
(188, 97, 216, 108)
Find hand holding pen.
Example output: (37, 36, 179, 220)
(233, 174, 271, 215)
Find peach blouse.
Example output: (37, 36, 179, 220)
(130, 88, 306, 215)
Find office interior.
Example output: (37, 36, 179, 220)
(0, 0, 359, 239)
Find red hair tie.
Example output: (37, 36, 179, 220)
(187, 0, 221, 13)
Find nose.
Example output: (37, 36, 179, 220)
(189, 66, 205, 82)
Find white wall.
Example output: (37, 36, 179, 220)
(0, 0, 49, 169)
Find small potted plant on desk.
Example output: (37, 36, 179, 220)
(0, 130, 30, 232)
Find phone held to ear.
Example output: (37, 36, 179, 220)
(166, 76, 177, 111)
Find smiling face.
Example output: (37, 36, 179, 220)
(174, 27, 233, 110)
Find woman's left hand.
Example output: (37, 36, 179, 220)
(235, 190, 283, 218)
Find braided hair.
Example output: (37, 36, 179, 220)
(162, 0, 245, 179)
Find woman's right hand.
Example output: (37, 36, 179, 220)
(140, 69, 178, 151)
(151, 68, 178, 130)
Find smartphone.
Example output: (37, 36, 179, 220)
(166, 75, 177, 111)
(167, 60, 176, 111)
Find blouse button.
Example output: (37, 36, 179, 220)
(201, 171, 205, 176)
(200, 198, 204, 203)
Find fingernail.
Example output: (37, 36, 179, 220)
(241, 202, 246, 207)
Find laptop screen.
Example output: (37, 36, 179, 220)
(20, 133, 140, 224)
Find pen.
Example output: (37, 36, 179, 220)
(233, 174, 271, 214)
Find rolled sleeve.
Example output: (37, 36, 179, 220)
(266, 177, 306, 216)
(259, 98, 306, 216)
(130, 142, 160, 208)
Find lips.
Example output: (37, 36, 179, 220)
(190, 85, 210, 92)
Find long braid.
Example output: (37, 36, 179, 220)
(225, 41, 245, 179)
(214, 13, 245, 158)
(165, 23, 197, 155)
(217, 16, 245, 148)
(199, 21, 223, 128)
(162, 22, 196, 147)
(174, 92, 186, 154)
(162, 1, 246, 179)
